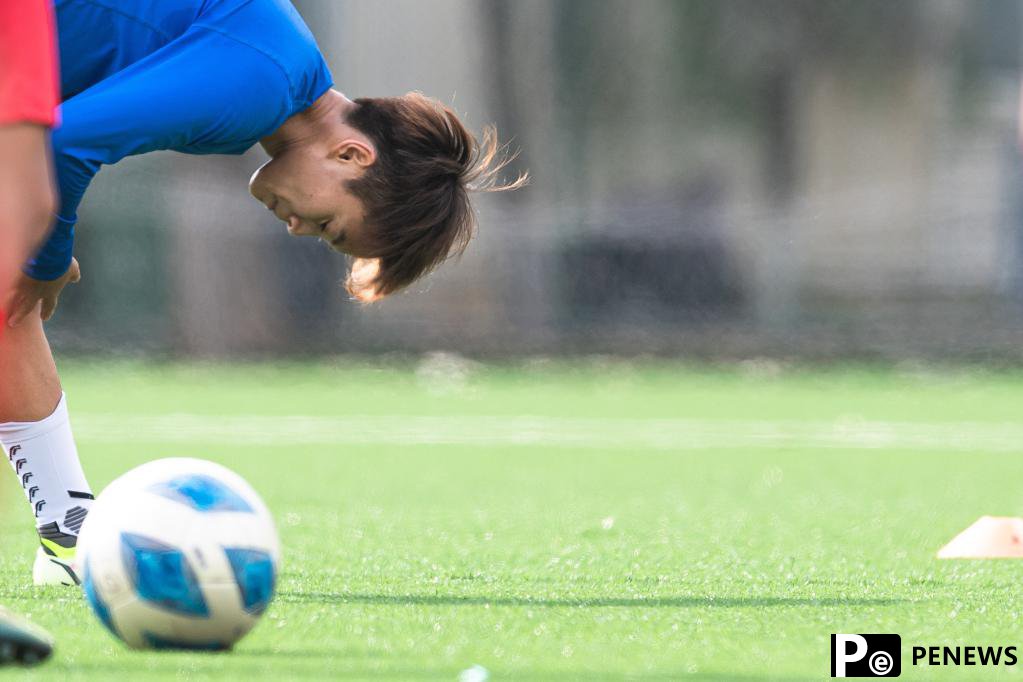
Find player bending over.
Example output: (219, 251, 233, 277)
(0, 0, 524, 587)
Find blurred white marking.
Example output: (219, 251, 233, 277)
(72, 414, 1023, 452)
(458, 665, 489, 682)
(415, 351, 477, 395)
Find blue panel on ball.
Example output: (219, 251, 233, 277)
(143, 632, 229, 651)
(224, 548, 276, 615)
(149, 474, 253, 513)
(82, 559, 121, 641)
(120, 532, 209, 617)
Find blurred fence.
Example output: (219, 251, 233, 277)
(47, 0, 1023, 359)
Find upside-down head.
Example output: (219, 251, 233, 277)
(250, 91, 527, 302)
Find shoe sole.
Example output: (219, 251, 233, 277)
(33, 548, 80, 587)
(46, 559, 79, 586)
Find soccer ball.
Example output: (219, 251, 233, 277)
(77, 458, 279, 650)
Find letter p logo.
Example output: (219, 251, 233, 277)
(833, 635, 868, 677)
(831, 634, 900, 677)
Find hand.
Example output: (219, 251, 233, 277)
(5, 258, 81, 327)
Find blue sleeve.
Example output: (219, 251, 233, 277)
(27, 30, 291, 280)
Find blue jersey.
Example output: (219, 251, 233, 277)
(28, 0, 333, 280)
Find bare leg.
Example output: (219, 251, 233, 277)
(0, 316, 90, 586)
(0, 313, 61, 422)
(0, 123, 55, 300)
(0, 123, 60, 422)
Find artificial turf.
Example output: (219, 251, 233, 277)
(2, 359, 1023, 680)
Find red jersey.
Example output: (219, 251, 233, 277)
(0, 0, 59, 127)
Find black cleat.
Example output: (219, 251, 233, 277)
(0, 606, 53, 666)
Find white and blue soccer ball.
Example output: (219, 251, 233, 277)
(77, 458, 280, 650)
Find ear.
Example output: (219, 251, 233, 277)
(334, 140, 376, 169)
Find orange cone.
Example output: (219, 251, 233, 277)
(937, 516, 1023, 559)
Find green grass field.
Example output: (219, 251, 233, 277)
(3, 359, 1023, 680)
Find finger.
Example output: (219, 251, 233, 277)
(2, 295, 15, 326)
(40, 296, 56, 322)
(8, 297, 38, 328)
(7, 295, 28, 327)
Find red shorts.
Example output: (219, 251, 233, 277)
(0, 0, 59, 127)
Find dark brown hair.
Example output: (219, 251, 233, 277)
(343, 92, 527, 301)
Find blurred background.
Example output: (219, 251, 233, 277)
(48, 0, 1023, 360)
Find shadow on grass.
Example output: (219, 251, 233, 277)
(49, 660, 454, 680)
(54, 659, 812, 681)
(280, 592, 908, 608)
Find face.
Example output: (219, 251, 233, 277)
(248, 140, 377, 258)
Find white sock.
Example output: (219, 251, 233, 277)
(0, 393, 93, 537)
